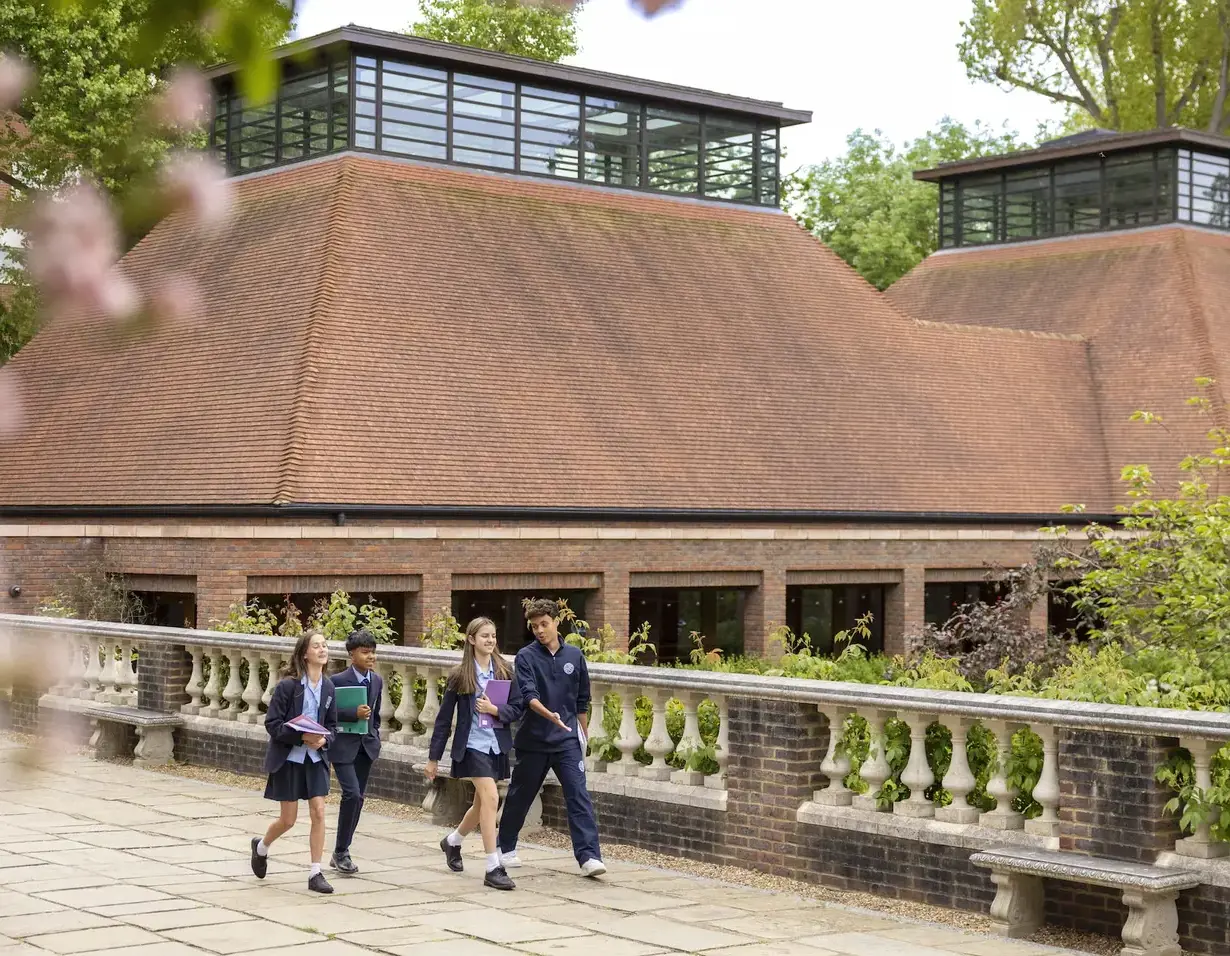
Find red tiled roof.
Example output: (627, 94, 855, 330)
(887, 226, 1230, 500)
(0, 154, 1107, 514)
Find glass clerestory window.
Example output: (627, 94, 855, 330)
(935, 146, 1230, 248)
(210, 49, 782, 207)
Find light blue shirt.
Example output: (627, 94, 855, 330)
(465, 659, 500, 756)
(286, 675, 324, 765)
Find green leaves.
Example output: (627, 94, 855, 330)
(409, 0, 581, 62)
(784, 119, 1023, 290)
(960, 0, 1230, 132)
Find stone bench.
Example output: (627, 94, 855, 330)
(79, 704, 182, 769)
(971, 847, 1201, 956)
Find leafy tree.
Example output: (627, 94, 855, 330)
(0, 0, 291, 363)
(409, 0, 581, 62)
(1049, 379, 1230, 665)
(960, 0, 1230, 132)
(784, 118, 1023, 290)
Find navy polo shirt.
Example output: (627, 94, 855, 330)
(512, 639, 591, 753)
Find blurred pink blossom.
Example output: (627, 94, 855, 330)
(153, 67, 211, 130)
(0, 368, 22, 436)
(160, 152, 232, 226)
(629, 0, 684, 14)
(0, 53, 31, 112)
(25, 181, 132, 319)
(149, 273, 203, 327)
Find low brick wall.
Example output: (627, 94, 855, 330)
(542, 698, 1229, 954)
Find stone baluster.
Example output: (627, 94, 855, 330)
(417, 668, 441, 744)
(115, 641, 137, 705)
(182, 646, 204, 715)
(64, 634, 87, 696)
(852, 708, 894, 812)
(1176, 737, 1229, 858)
(980, 719, 1024, 830)
(669, 692, 705, 786)
(935, 717, 979, 824)
(707, 694, 729, 790)
(219, 648, 244, 720)
(896, 712, 936, 818)
(586, 682, 608, 772)
(1024, 724, 1061, 839)
(392, 664, 419, 745)
(202, 648, 223, 718)
(817, 705, 854, 805)
(240, 650, 264, 724)
(640, 686, 675, 781)
(611, 686, 643, 776)
(81, 635, 102, 700)
(261, 655, 280, 709)
(94, 640, 117, 702)
(376, 662, 395, 740)
(52, 631, 78, 696)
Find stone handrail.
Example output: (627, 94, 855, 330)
(5, 612, 1230, 857)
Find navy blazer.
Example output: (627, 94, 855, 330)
(263, 675, 338, 774)
(428, 672, 525, 765)
(331, 665, 382, 765)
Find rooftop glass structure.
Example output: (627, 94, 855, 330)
(915, 129, 1230, 249)
(207, 27, 810, 208)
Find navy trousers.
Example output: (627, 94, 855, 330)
(333, 750, 373, 854)
(498, 738, 601, 865)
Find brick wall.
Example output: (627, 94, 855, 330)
(138, 643, 192, 712)
(1058, 729, 1182, 863)
(543, 700, 1226, 952)
(5, 522, 1045, 657)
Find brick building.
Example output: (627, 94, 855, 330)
(1, 30, 1228, 657)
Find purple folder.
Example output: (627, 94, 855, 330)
(478, 680, 511, 729)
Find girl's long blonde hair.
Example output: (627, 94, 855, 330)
(449, 616, 512, 695)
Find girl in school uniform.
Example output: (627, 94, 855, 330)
(426, 616, 523, 890)
(250, 629, 338, 894)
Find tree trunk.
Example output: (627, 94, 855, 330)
(1152, 8, 1168, 127)
(1210, 8, 1230, 133)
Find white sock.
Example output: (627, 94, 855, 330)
(310, 863, 321, 877)
(501, 848, 515, 859)
(446, 829, 463, 847)
(485, 852, 500, 873)
(256, 839, 269, 857)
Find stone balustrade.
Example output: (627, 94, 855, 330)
(7, 613, 1230, 861)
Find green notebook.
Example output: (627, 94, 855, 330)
(336, 684, 370, 735)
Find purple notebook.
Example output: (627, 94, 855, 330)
(478, 680, 511, 729)
(286, 714, 328, 736)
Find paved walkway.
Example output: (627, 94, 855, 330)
(0, 745, 1081, 956)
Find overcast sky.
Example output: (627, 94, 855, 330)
(293, 0, 1064, 173)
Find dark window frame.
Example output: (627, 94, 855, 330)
(212, 44, 783, 208)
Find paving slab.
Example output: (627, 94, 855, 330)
(0, 744, 1099, 956)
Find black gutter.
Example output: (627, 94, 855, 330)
(0, 503, 1121, 526)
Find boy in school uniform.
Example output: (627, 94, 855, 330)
(496, 598, 606, 878)
(329, 628, 383, 875)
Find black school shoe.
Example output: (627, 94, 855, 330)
(330, 851, 359, 875)
(484, 865, 515, 890)
(250, 838, 267, 879)
(440, 836, 463, 873)
(308, 872, 334, 894)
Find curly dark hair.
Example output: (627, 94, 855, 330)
(522, 597, 559, 621)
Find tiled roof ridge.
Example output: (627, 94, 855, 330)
(1174, 228, 1230, 429)
(910, 317, 1088, 343)
(274, 160, 350, 505)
